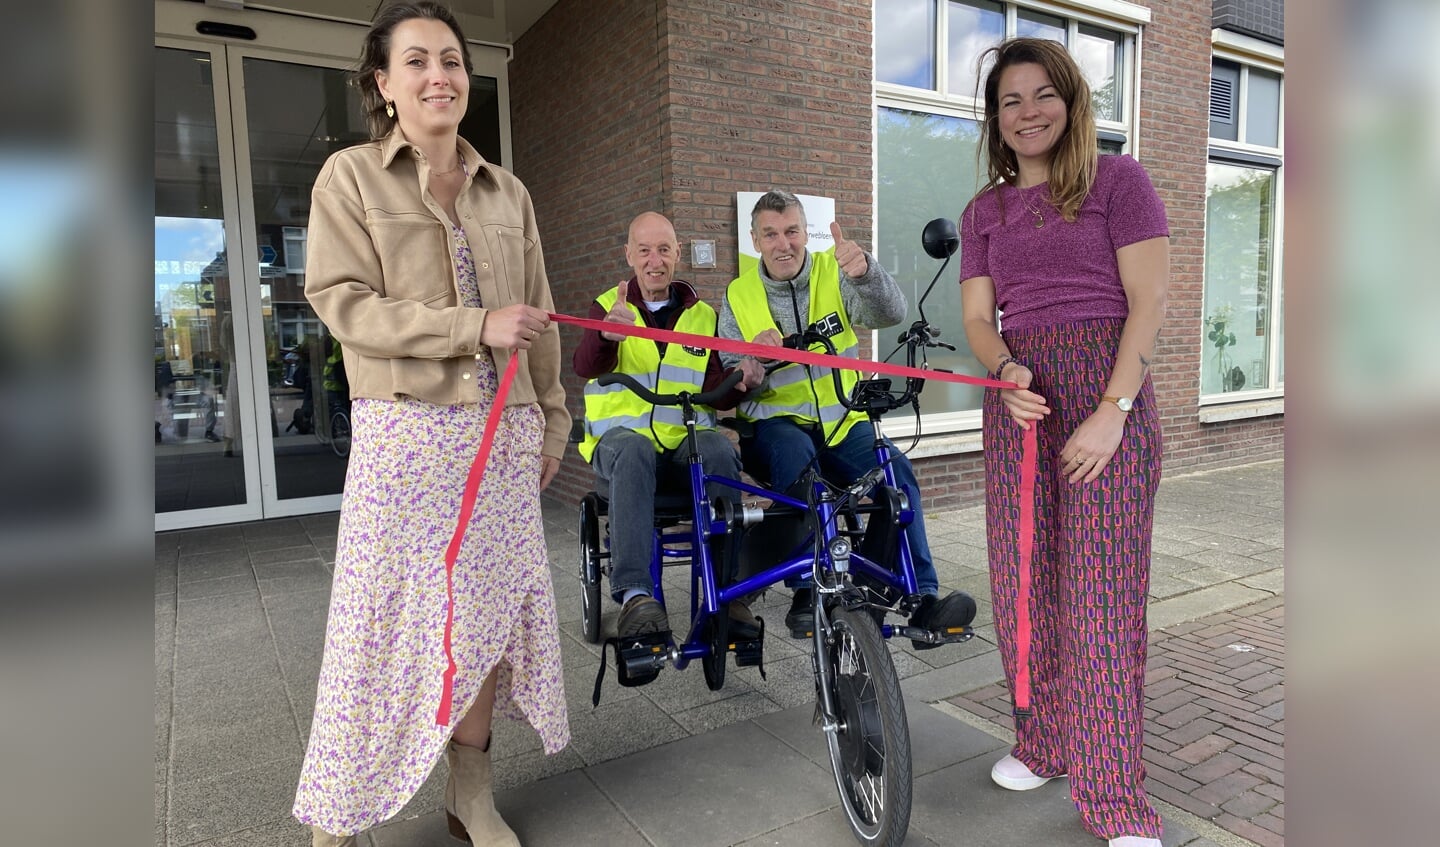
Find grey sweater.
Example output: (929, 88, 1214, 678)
(716, 250, 907, 370)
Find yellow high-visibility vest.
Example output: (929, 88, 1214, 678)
(725, 251, 866, 443)
(578, 289, 718, 462)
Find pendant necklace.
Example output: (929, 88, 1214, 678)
(1019, 186, 1046, 229)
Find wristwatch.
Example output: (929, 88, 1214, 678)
(1101, 395, 1134, 413)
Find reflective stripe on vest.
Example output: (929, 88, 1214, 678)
(578, 290, 718, 462)
(725, 251, 867, 442)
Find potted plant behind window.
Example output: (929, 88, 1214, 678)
(1204, 303, 1245, 392)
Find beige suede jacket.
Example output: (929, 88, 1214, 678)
(304, 130, 569, 460)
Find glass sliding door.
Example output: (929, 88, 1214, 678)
(231, 55, 368, 505)
(155, 1, 512, 529)
(154, 45, 250, 516)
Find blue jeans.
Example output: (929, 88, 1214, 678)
(592, 428, 742, 603)
(741, 417, 938, 595)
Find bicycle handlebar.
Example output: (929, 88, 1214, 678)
(595, 368, 744, 409)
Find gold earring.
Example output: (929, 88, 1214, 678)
(385, 101, 395, 118)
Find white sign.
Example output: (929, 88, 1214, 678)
(735, 191, 836, 278)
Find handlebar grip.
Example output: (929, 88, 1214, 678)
(595, 371, 660, 402)
(595, 368, 743, 409)
(691, 368, 745, 407)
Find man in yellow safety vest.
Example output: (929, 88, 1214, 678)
(575, 212, 764, 640)
(718, 190, 975, 647)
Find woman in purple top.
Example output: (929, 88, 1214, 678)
(959, 38, 1170, 847)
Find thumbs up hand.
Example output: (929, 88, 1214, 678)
(601, 278, 634, 342)
(831, 222, 868, 278)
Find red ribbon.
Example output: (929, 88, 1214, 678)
(434, 314, 1039, 725)
(435, 352, 520, 726)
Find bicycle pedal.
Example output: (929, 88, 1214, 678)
(592, 634, 669, 706)
(895, 624, 974, 650)
(617, 634, 669, 679)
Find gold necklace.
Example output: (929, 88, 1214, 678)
(429, 147, 465, 176)
(1018, 187, 1047, 229)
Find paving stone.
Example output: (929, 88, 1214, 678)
(157, 460, 1284, 847)
(586, 720, 837, 847)
(167, 756, 303, 846)
(1172, 734, 1233, 765)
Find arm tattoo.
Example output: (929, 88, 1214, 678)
(1137, 329, 1160, 373)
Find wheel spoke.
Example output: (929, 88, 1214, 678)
(821, 607, 911, 845)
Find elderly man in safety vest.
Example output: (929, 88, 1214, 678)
(575, 212, 765, 640)
(717, 189, 975, 646)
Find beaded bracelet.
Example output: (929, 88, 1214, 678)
(994, 355, 1021, 379)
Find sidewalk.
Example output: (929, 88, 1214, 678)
(155, 459, 1284, 847)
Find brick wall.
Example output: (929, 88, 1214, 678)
(662, 0, 878, 302)
(1139, 0, 1285, 480)
(1213, 0, 1284, 44)
(514, 0, 1284, 512)
(511, 0, 671, 506)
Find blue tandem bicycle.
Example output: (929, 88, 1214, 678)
(577, 219, 971, 846)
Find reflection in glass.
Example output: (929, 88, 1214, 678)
(876, 107, 985, 415)
(877, 0, 936, 89)
(240, 56, 503, 500)
(1075, 26, 1122, 122)
(241, 57, 368, 501)
(947, 0, 1004, 99)
(155, 47, 246, 512)
(1202, 163, 1276, 395)
(1016, 10, 1066, 45)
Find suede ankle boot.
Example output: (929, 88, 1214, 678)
(310, 825, 358, 846)
(444, 739, 520, 846)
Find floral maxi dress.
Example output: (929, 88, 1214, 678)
(293, 224, 570, 836)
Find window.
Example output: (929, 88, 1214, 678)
(1202, 32, 1284, 401)
(874, 0, 1148, 429)
(283, 226, 307, 276)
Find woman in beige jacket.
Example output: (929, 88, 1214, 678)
(292, 4, 569, 845)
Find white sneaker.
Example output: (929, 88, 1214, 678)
(1108, 838, 1162, 847)
(990, 753, 1064, 791)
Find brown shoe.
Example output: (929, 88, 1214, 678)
(617, 594, 669, 639)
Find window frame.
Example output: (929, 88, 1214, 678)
(1202, 29, 1285, 406)
(872, 0, 1149, 438)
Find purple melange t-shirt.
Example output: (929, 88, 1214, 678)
(959, 154, 1169, 331)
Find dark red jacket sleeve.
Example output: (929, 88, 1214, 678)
(572, 299, 620, 379)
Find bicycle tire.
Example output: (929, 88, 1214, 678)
(578, 493, 604, 644)
(821, 606, 912, 847)
(701, 608, 728, 691)
(329, 410, 351, 458)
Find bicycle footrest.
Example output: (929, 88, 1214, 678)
(592, 633, 670, 706)
(893, 624, 974, 646)
(729, 617, 766, 678)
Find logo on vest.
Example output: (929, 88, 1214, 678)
(814, 311, 844, 338)
(682, 344, 707, 357)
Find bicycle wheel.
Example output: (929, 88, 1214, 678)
(821, 606, 912, 847)
(578, 493, 604, 643)
(700, 609, 728, 691)
(329, 410, 351, 458)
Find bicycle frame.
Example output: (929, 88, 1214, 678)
(643, 409, 922, 672)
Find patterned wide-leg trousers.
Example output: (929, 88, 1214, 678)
(982, 318, 1164, 840)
